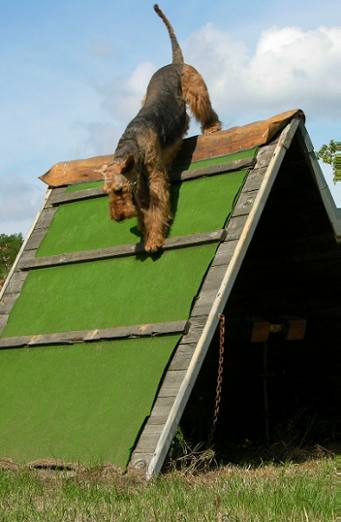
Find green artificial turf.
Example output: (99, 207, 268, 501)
(37, 169, 247, 256)
(0, 336, 179, 468)
(2, 244, 217, 337)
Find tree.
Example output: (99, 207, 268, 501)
(0, 233, 23, 288)
(316, 140, 337, 165)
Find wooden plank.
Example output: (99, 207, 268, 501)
(181, 316, 207, 344)
(167, 343, 196, 371)
(49, 187, 104, 205)
(242, 167, 267, 192)
(19, 230, 225, 270)
(225, 214, 248, 240)
(24, 229, 49, 252)
(231, 190, 258, 217)
(171, 156, 255, 182)
(191, 290, 217, 317)
(157, 370, 187, 398)
(145, 118, 302, 480)
(133, 427, 164, 454)
(129, 452, 154, 471)
(34, 207, 57, 230)
(148, 397, 176, 424)
(199, 265, 228, 293)
(48, 158, 255, 206)
(0, 315, 9, 330)
(211, 240, 239, 267)
(5, 271, 28, 294)
(0, 320, 188, 349)
(0, 294, 20, 315)
(254, 144, 276, 168)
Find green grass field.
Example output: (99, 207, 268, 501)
(0, 459, 335, 521)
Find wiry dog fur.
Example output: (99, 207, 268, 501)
(102, 4, 221, 253)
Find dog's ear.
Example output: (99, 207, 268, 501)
(121, 155, 135, 173)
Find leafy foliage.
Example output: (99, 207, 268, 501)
(316, 140, 337, 165)
(0, 233, 23, 285)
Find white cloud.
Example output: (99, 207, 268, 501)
(184, 24, 341, 122)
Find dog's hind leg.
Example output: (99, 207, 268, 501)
(181, 64, 222, 135)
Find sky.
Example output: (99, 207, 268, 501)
(1, 0, 340, 236)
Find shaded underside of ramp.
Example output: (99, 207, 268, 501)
(0, 140, 258, 470)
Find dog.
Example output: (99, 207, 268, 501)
(101, 4, 221, 253)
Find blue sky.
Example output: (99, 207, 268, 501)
(1, 0, 340, 235)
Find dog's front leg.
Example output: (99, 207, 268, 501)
(143, 168, 171, 253)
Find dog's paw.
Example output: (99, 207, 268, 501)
(144, 237, 164, 253)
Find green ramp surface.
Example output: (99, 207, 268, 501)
(0, 336, 179, 468)
(2, 244, 217, 337)
(0, 149, 255, 468)
(37, 169, 248, 256)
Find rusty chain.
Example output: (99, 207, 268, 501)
(208, 313, 225, 446)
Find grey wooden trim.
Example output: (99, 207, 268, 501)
(180, 316, 208, 345)
(48, 157, 256, 206)
(4, 271, 28, 294)
(0, 320, 189, 349)
(0, 315, 9, 330)
(143, 118, 301, 479)
(224, 214, 248, 240)
(19, 230, 225, 270)
(211, 240, 239, 267)
(49, 187, 103, 206)
(173, 156, 255, 182)
(231, 190, 259, 217)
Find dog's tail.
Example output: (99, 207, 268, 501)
(153, 4, 184, 65)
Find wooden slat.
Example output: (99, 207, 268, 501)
(0, 315, 9, 330)
(48, 157, 255, 206)
(0, 294, 20, 315)
(242, 167, 267, 192)
(167, 343, 196, 371)
(231, 190, 258, 217)
(133, 424, 164, 454)
(171, 156, 255, 182)
(224, 214, 248, 240)
(24, 229, 49, 251)
(49, 187, 104, 206)
(129, 452, 154, 471)
(157, 370, 187, 398)
(34, 207, 57, 230)
(211, 240, 239, 267)
(4, 271, 28, 294)
(0, 320, 188, 349)
(199, 264, 228, 293)
(191, 290, 217, 317)
(19, 230, 225, 270)
(181, 316, 207, 344)
(254, 144, 277, 168)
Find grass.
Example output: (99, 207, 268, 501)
(0, 458, 335, 521)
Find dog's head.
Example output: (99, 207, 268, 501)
(101, 156, 137, 221)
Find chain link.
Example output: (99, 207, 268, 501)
(208, 313, 225, 446)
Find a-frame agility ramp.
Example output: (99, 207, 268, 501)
(1, 109, 340, 478)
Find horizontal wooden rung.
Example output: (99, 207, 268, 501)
(0, 320, 189, 350)
(19, 230, 226, 271)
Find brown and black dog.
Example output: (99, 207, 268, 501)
(102, 4, 221, 252)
